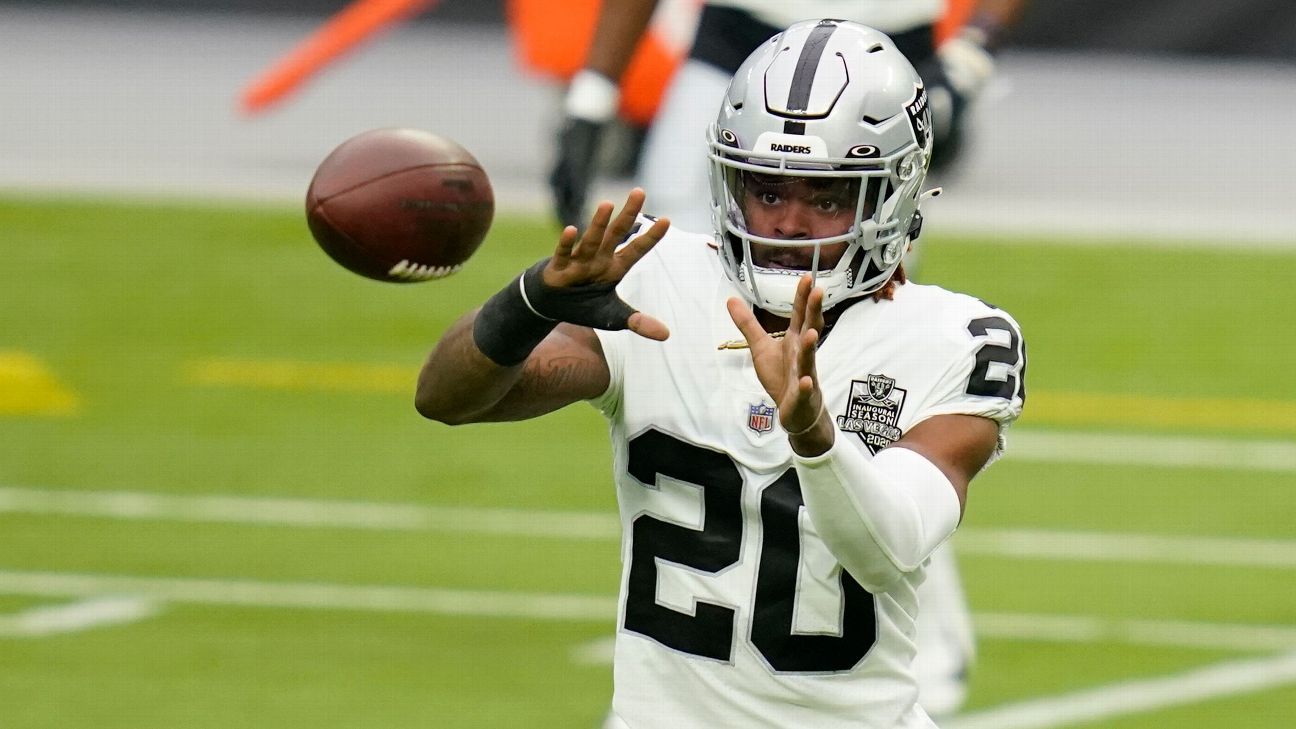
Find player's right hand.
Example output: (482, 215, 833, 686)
(938, 33, 996, 102)
(548, 117, 605, 228)
(549, 70, 621, 227)
(915, 55, 966, 171)
(922, 32, 996, 171)
(524, 188, 671, 341)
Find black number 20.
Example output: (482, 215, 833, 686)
(622, 429, 877, 673)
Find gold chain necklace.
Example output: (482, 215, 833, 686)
(716, 330, 786, 350)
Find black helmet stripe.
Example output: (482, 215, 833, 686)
(786, 20, 839, 114)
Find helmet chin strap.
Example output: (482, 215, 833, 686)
(907, 187, 942, 240)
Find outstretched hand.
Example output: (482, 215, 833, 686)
(541, 188, 671, 341)
(727, 276, 833, 453)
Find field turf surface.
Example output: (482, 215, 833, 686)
(1, 196, 1293, 728)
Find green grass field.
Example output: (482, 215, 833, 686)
(1, 196, 1294, 728)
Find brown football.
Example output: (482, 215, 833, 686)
(305, 128, 494, 282)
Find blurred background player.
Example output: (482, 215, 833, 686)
(547, 0, 1030, 718)
(509, 0, 700, 183)
(548, 0, 1030, 232)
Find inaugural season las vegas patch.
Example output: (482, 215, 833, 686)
(836, 374, 907, 454)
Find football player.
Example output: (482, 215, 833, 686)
(419, 21, 1026, 728)
(549, 2, 1031, 717)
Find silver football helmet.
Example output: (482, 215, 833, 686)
(708, 20, 937, 316)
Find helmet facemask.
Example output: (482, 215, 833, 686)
(709, 128, 929, 316)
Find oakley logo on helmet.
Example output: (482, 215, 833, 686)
(719, 128, 740, 147)
(847, 145, 880, 158)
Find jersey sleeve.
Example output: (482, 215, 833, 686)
(592, 327, 627, 418)
(590, 214, 662, 419)
(909, 303, 1027, 436)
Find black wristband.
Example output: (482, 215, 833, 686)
(472, 261, 559, 367)
(473, 257, 640, 366)
(521, 260, 636, 332)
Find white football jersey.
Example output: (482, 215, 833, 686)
(592, 221, 1025, 728)
(707, 0, 945, 34)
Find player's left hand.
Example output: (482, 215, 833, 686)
(727, 275, 833, 453)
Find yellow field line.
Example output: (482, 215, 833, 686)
(1023, 391, 1296, 434)
(0, 351, 78, 416)
(182, 358, 1296, 434)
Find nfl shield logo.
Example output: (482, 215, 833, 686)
(747, 402, 775, 434)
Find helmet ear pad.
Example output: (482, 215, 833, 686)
(707, 20, 936, 315)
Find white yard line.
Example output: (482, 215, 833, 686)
(1008, 431, 1296, 473)
(0, 570, 615, 623)
(0, 486, 620, 540)
(570, 636, 617, 665)
(972, 613, 1296, 653)
(956, 529, 1296, 569)
(572, 616, 1296, 666)
(945, 650, 1296, 729)
(3, 485, 1294, 569)
(0, 596, 159, 638)
(0, 569, 1291, 655)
